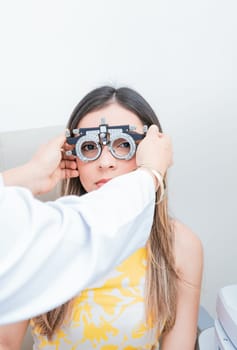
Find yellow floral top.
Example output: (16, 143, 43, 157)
(30, 248, 160, 349)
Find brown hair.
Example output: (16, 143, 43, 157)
(32, 86, 178, 341)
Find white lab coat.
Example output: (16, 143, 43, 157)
(0, 170, 155, 324)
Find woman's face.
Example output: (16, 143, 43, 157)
(76, 103, 144, 192)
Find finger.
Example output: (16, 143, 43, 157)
(62, 153, 77, 161)
(62, 154, 76, 161)
(147, 124, 159, 135)
(61, 169, 79, 179)
(63, 142, 75, 151)
(50, 134, 66, 148)
(60, 160, 78, 170)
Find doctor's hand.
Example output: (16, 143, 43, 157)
(3, 135, 79, 195)
(136, 125, 173, 176)
(30, 134, 80, 194)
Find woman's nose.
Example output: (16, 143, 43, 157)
(97, 146, 117, 169)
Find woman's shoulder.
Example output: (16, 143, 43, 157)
(172, 219, 203, 285)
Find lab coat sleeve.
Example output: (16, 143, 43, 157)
(0, 170, 155, 324)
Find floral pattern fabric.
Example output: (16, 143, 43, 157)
(31, 248, 159, 350)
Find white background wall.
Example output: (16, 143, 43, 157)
(0, 0, 236, 317)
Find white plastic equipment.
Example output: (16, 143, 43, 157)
(215, 285, 237, 349)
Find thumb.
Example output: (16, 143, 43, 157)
(35, 134, 66, 162)
(53, 134, 66, 148)
(46, 134, 66, 149)
(146, 124, 159, 136)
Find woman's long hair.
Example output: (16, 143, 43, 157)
(32, 86, 178, 341)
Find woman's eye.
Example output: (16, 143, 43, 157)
(117, 142, 130, 148)
(82, 143, 96, 152)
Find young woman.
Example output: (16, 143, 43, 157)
(0, 86, 203, 349)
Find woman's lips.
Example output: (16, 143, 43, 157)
(95, 179, 111, 188)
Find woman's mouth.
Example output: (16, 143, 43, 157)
(95, 179, 111, 188)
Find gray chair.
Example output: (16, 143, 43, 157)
(198, 306, 214, 333)
(197, 306, 215, 350)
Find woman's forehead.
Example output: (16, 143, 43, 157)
(78, 104, 143, 131)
